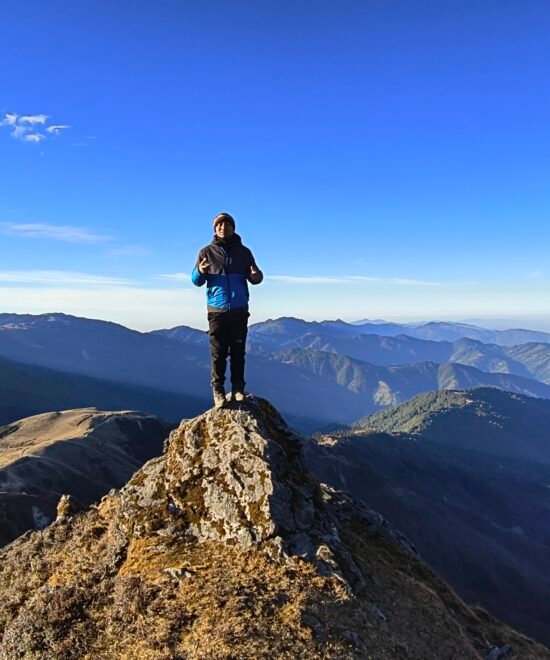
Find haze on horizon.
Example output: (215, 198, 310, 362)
(1, 1, 549, 331)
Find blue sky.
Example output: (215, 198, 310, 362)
(1, 0, 549, 330)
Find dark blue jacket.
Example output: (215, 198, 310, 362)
(191, 233, 263, 311)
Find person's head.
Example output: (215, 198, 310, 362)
(213, 212, 235, 239)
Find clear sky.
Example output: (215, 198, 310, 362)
(1, 0, 550, 330)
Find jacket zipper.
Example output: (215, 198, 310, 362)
(220, 246, 231, 310)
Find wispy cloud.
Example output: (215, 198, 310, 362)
(0, 270, 132, 286)
(23, 132, 45, 143)
(268, 275, 443, 286)
(156, 272, 190, 281)
(1, 222, 112, 243)
(47, 124, 70, 134)
(1, 111, 70, 144)
(106, 244, 153, 257)
(18, 114, 48, 125)
(0, 113, 18, 126)
(10, 125, 30, 139)
(269, 275, 350, 285)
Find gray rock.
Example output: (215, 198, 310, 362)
(162, 398, 319, 547)
(56, 494, 75, 521)
(286, 532, 316, 559)
(111, 396, 432, 599)
(302, 613, 324, 639)
(486, 645, 513, 660)
(342, 630, 368, 653)
(164, 567, 193, 580)
(372, 606, 387, 622)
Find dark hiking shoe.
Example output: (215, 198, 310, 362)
(213, 389, 226, 409)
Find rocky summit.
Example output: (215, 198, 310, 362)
(0, 398, 548, 659)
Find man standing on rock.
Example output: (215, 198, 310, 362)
(192, 212, 263, 408)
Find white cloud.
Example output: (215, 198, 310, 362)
(156, 272, 191, 281)
(0, 113, 18, 126)
(47, 124, 70, 134)
(348, 276, 442, 286)
(269, 275, 349, 285)
(18, 114, 48, 125)
(23, 132, 45, 143)
(0, 270, 133, 286)
(10, 125, 30, 139)
(2, 112, 70, 144)
(106, 244, 153, 257)
(268, 275, 443, 286)
(1, 222, 112, 243)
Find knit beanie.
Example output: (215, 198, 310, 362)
(212, 212, 236, 230)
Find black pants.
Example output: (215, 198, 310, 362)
(208, 309, 249, 393)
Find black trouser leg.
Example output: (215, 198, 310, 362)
(229, 310, 249, 392)
(208, 312, 229, 392)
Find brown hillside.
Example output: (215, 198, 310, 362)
(0, 408, 171, 546)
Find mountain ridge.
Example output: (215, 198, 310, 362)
(0, 408, 173, 546)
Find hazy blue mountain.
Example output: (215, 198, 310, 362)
(148, 324, 208, 345)
(351, 318, 403, 325)
(408, 321, 550, 345)
(249, 316, 550, 346)
(0, 354, 209, 426)
(506, 342, 550, 385)
(247, 318, 550, 384)
(0, 315, 331, 430)
(275, 348, 550, 408)
(3, 313, 550, 433)
(279, 332, 452, 365)
(0, 313, 210, 397)
(354, 387, 550, 464)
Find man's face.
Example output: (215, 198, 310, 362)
(215, 220, 234, 239)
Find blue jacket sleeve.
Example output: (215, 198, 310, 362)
(191, 265, 206, 287)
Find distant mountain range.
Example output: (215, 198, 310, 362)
(0, 313, 209, 395)
(305, 388, 550, 645)
(246, 318, 550, 384)
(3, 312, 550, 431)
(340, 318, 550, 345)
(272, 347, 550, 413)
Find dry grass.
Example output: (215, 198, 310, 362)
(1, 504, 548, 659)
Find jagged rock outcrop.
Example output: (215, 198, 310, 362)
(0, 398, 548, 659)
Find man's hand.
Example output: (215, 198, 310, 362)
(249, 263, 263, 284)
(198, 257, 210, 274)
